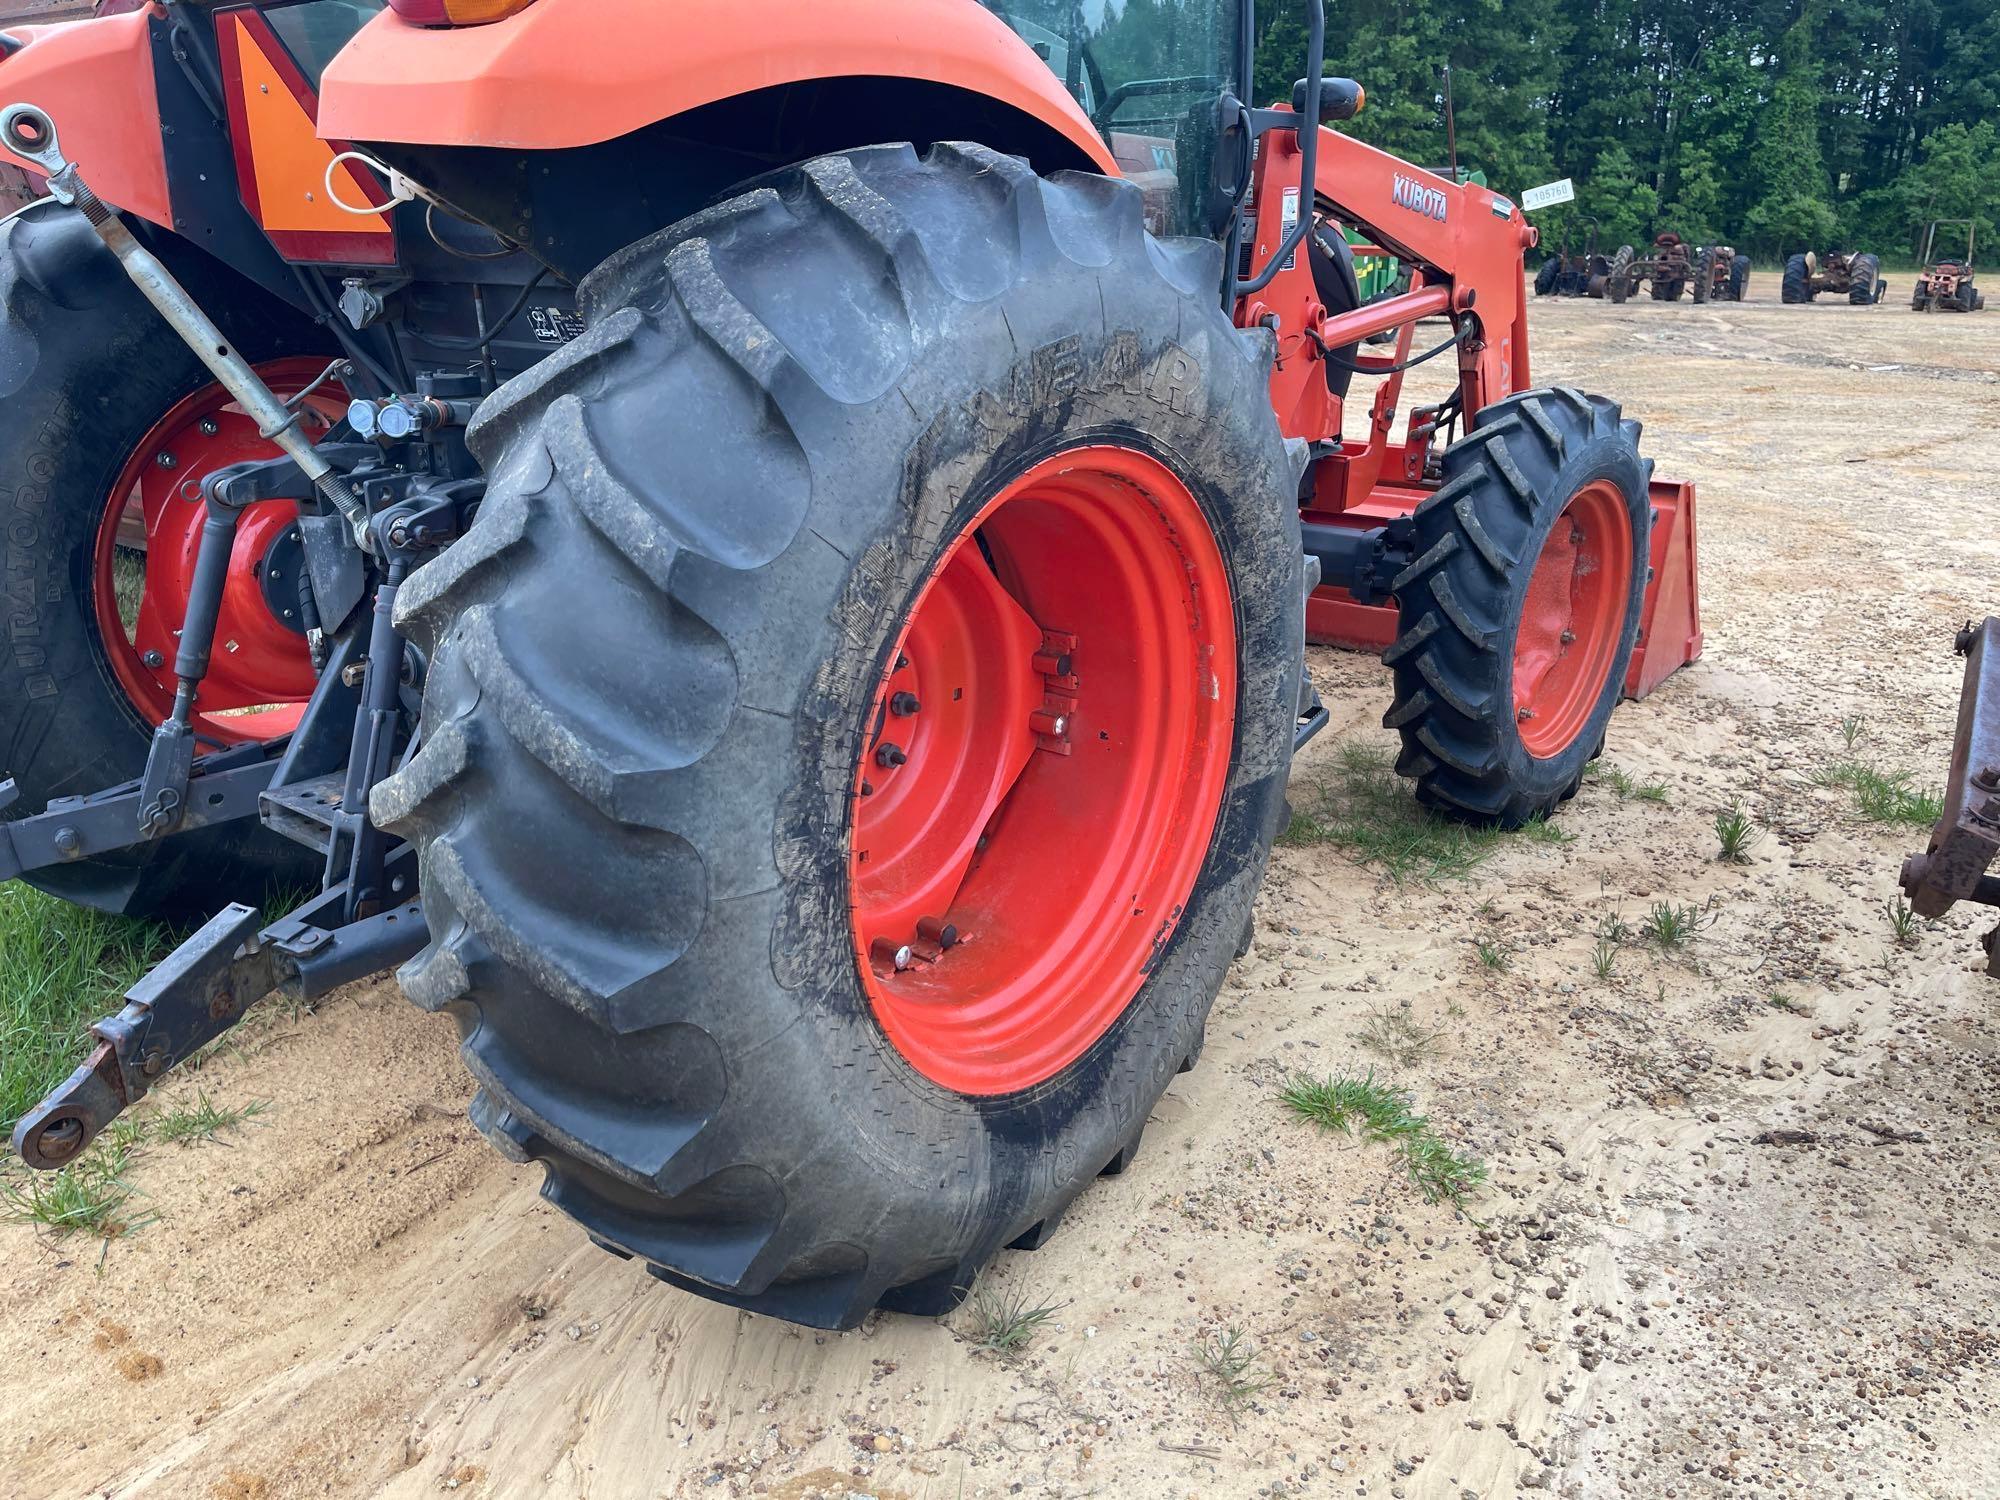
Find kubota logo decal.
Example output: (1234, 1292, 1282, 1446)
(1391, 174, 1449, 223)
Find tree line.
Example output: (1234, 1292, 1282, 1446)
(1248, 0, 2000, 261)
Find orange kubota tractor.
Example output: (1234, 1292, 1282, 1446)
(0, 0, 1699, 1328)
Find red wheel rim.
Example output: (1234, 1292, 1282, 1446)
(91, 359, 345, 744)
(1512, 479, 1633, 758)
(848, 446, 1237, 1097)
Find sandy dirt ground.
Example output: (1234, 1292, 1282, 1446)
(2, 275, 1997, 1500)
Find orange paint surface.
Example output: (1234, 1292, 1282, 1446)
(225, 11, 390, 237)
(0, 9, 170, 228)
(320, 0, 1114, 172)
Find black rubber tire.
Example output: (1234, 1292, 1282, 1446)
(1781, 254, 1811, 304)
(1382, 388, 1651, 827)
(1729, 254, 1751, 301)
(0, 204, 327, 919)
(1693, 247, 1716, 303)
(1847, 252, 1880, 305)
(372, 143, 1304, 1330)
(1534, 257, 1560, 296)
(1609, 247, 1634, 304)
(1912, 282, 1929, 311)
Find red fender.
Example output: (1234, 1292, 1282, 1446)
(0, 8, 170, 227)
(318, 0, 1115, 172)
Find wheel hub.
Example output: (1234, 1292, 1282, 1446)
(92, 359, 346, 743)
(849, 446, 1237, 1097)
(1512, 478, 1633, 758)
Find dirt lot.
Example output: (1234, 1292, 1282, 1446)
(3, 276, 1997, 1500)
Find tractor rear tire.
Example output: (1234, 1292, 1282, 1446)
(374, 143, 1303, 1329)
(1729, 254, 1752, 301)
(1781, 254, 1811, 304)
(1384, 388, 1651, 827)
(1693, 247, 1716, 303)
(1847, 253, 1880, 305)
(1609, 247, 1634, 304)
(1534, 257, 1560, 296)
(0, 203, 327, 920)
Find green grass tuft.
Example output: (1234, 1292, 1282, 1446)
(1591, 936, 1619, 981)
(1280, 742, 1571, 885)
(1191, 1326, 1275, 1413)
(153, 1092, 267, 1147)
(1643, 898, 1717, 951)
(1354, 1007, 1442, 1068)
(1886, 897, 1921, 947)
(1813, 761, 1944, 829)
(0, 1126, 150, 1240)
(1591, 764, 1670, 804)
(0, 884, 172, 1139)
(1713, 799, 1764, 864)
(962, 1282, 1064, 1356)
(1280, 1070, 1487, 1208)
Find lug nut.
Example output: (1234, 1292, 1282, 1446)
(1517, 707, 1535, 722)
(891, 692, 921, 717)
(875, 742, 908, 769)
(1559, 629, 1576, 645)
(155, 451, 177, 470)
(141, 649, 164, 670)
(1030, 710, 1068, 737)
(871, 938, 916, 973)
(1033, 651, 1074, 677)
(917, 916, 960, 950)
(199, 416, 219, 436)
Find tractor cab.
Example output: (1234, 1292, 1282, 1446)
(984, 0, 1242, 238)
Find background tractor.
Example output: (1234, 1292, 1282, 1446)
(1534, 220, 1615, 298)
(0, 0, 1699, 1329)
(1910, 220, 1983, 312)
(1602, 232, 1747, 304)
(1691, 242, 1751, 303)
(1781, 248, 1883, 304)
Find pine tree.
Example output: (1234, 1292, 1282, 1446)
(1745, 9, 1837, 256)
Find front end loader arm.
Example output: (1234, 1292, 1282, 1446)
(1237, 111, 1535, 445)
(1235, 87, 1702, 703)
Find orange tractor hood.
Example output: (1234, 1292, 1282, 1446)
(318, 0, 1117, 172)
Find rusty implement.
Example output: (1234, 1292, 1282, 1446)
(1900, 618, 2000, 975)
(11, 865, 428, 1169)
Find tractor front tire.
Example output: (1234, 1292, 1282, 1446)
(1384, 389, 1651, 827)
(375, 143, 1304, 1329)
(0, 204, 326, 919)
(1534, 257, 1560, 296)
(1847, 253, 1880, 305)
(1781, 254, 1811, 304)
